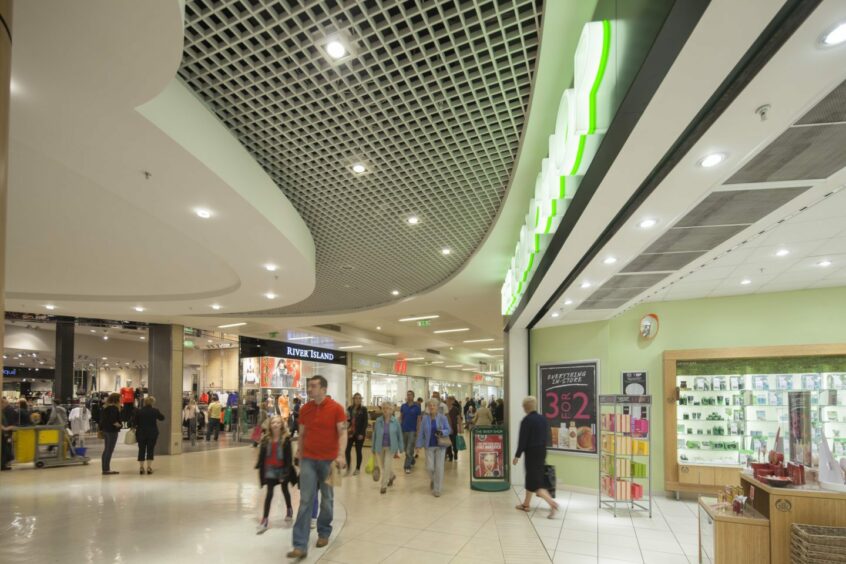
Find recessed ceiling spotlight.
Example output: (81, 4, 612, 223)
(90, 329, 96, 333)
(264, 263, 278, 272)
(698, 153, 726, 168)
(818, 259, 833, 268)
(134, 306, 145, 312)
(194, 208, 212, 219)
(102, 357, 108, 360)
(265, 292, 278, 300)
(441, 248, 451, 256)
(564, 299, 574, 306)
(207, 339, 213, 344)
(351, 163, 366, 174)
(376, 326, 382, 331)
(775, 249, 790, 257)
(551, 312, 560, 318)
(103, 336, 109, 341)
(740, 279, 752, 285)
(325, 40, 347, 59)
(406, 216, 420, 225)
(45, 304, 56, 310)
(391, 290, 400, 296)
(822, 22, 846, 46)
(580, 281, 592, 289)
(603, 256, 618, 265)
(639, 218, 657, 229)
(140, 336, 146, 340)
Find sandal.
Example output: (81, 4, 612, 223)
(515, 504, 530, 512)
(547, 502, 560, 519)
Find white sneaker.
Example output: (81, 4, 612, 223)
(310, 518, 317, 529)
(256, 521, 269, 535)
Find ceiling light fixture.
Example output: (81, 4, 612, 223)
(818, 259, 833, 268)
(603, 256, 618, 265)
(377, 352, 399, 357)
(90, 329, 96, 333)
(463, 338, 494, 343)
(376, 326, 382, 331)
(430, 361, 444, 365)
(45, 304, 56, 310)
(134, 306, 145, 312)
(580, 281, 592, 289)
(399, 315, 440, 322)
(211, 304, 222, 310)
(639, 218, 657, 229)
(338, 345, 363, 350)
(445, 364, 462, 368)
(325, 40, 347, 59)
(406, 216, 420, 225)
(441, 248, 451, 256)
(194, 208, 212, 219)
(741, 279, 752, 285)
(564, 299, 574, 306)
(433, 328, 470, 334)
(102, 357, 108, 360)
(485, 347, 504, 351)
(404, 357, 424, 361)
(391, 290, 400, 296)
(140, 336, 146, 340)
(775, 249, 790, 257)
(351, 163, 366, 174)
(264, 263, 278, 272)
(218, 322, 247, 329)
(265, 292, 278, 300)
(551, 312, 560, 318)
(102, 336, 109, 341)
(698, 153, 726, 168)
(822, 22, 846, 46)
(288, 336, 313, 341)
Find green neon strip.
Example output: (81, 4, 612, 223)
(588, 20, 612, 134)
(533, 234, 541, 253)
(544, 198, 557, 234)
(568, 134, 587, 176)
(521, 253, 535, 282)
(534, 206, 540, 228)
(559, 175, 567, 199)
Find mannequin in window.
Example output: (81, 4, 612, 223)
(120, 380, 136, 427)
(277, 390, 290, 421)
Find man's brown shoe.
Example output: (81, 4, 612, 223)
(316, 537, 329, 548)
(286, 548, 307, 560)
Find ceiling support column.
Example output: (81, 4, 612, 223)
(0, 0, 12, 473)
(53, 317, 75, 404)
(148, 324, 183, 456)
(506, 327, 528, 487)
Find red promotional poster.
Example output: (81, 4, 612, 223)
(473, 430, 504, 479)
(260, 357, 302, 388)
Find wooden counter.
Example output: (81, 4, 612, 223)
(698, 496, 769, 564)
(741, 473, 846, 564)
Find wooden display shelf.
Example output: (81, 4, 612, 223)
(698, 496, 769, 564)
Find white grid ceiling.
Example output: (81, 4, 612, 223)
(178, 0, 543, 314)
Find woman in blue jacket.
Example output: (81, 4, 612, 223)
(416, 398, 452, 497)
(372, 401, 404, 494)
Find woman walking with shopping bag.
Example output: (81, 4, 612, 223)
(370, 401, 403, 494)
(416, 398, 451, 497)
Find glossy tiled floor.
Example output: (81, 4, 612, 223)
(0, 442, 699, 563)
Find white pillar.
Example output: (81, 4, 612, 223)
(507, 327, 529, 486)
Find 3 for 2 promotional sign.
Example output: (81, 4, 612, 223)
(538, 361, 599, 455)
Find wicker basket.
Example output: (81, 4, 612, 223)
(792, 524, 846, 564)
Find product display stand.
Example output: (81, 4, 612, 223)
(598, 395, 652, 517)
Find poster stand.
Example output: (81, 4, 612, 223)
(469, 426, 510, 492)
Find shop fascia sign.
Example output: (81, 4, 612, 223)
(285, 344, 336, 362)
(502, 20, 616, 315)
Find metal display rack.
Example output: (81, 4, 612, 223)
(598, 395, 652, 517)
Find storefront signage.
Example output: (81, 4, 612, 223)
(470, 426, 510, 492)
(3, 366, 56, 379)
(539, 360, 599, 456)
(502, 20, 616, 314)
(240, 337, 347, 366)
(622, 371, 647, 395)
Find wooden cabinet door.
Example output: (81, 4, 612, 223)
(679, 464, 698, 485)
(699, 467, 716, 486)
(715, 467, 740, 487)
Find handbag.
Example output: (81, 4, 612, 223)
(365, 454, 375, 474)
(125, 428, 137, 445)
(250, 425, 262, 443)
(436, 433, 452, 447)
(543, 464, 557, 497)
(456, 434, 467, 451)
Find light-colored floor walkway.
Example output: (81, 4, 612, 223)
(0, 444, 699, 563)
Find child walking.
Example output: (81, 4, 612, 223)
(255, 416, 297, 534)
(371, 401, 404, 494)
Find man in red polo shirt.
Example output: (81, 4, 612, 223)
(288, 375, 347, 560)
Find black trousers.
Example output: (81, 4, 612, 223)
(137, 433, 158, 461)
(101, 431, 118, 472)
(262, 477, 293, 520)
(121, 403, 134, 424)
(345, 435, 364, 470)
(447, 433, 458, 460)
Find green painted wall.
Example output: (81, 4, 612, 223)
(529, 286, 846, 491)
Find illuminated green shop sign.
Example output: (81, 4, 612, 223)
(501, 20, 615, 315)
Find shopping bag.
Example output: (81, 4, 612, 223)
(365, 454, 375, 474)
(250, 425, 262, 443)
(456, 435, 467, 451)
(543, 464, 557, 498)
(124, 428, 137, 445)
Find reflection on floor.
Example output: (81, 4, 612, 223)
(0, 443, 699, 563)
(72, 428, 245, 459)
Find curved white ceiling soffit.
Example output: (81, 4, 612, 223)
(177, 0, 545, 316)
(6, 0, 316, 318)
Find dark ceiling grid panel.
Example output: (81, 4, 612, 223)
(179, 0, 543, 314)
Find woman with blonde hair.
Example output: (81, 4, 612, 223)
(473, 399, 493, 426)
(132, 395, 165, 475)
(255, 415, 296, 534)
(513, 396, 559, 518)
(100, 393, 122, 475)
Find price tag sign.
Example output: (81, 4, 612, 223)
(538, 360, 599, 455)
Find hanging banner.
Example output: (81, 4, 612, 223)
(538, 360, 599, 456)
(470, 426, 509, 492)
(622, 371, 647, 395)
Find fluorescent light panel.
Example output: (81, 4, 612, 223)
(338, 345, 363, 350)
(433, 328, 470, 334)
(404, 357, 424, 361)
(218, 322, 247, 328)
(288, 336, 313, 341)
(377, 352, 399, 357)
(463, 338, 494, 343)
(445, 364, 462, 368)
(398, 315, 440, 322)
(485, 347, 504, 351)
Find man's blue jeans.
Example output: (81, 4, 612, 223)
(403, 431, 416, 470)
(293, 458, 334, 551)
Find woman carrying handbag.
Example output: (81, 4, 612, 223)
(416, 398, 452, 497)
(255, 416, 297, 534)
